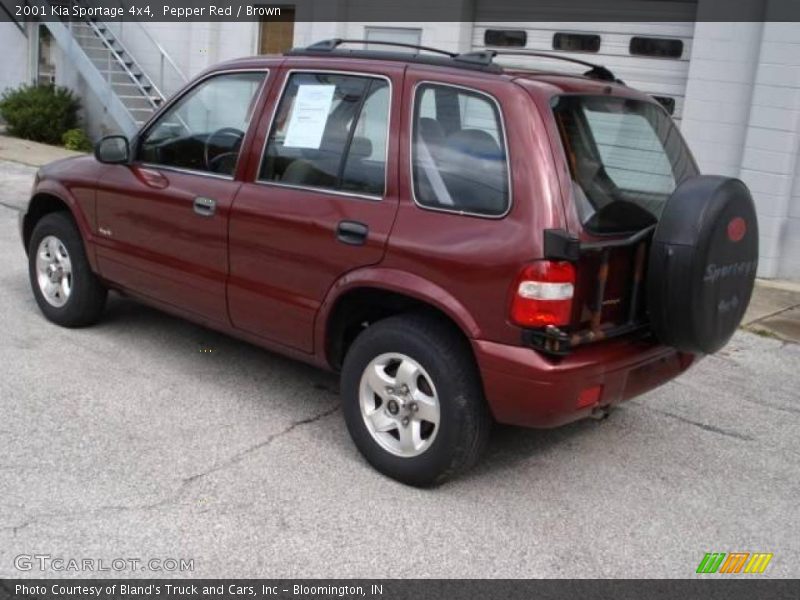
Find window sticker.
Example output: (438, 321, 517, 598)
(283, 84, 336, 149)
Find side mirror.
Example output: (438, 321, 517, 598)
(94, 135, 130, 164)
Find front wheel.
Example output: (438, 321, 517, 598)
(28, 212, 107, 327)
(341, 314, 491, 487)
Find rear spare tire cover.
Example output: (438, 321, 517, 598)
(647, 175, 758, 354)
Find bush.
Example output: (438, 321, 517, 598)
(62, 128, 93, 152)
(0, 84, 81, 145)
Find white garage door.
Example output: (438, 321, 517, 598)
(472, 0, 697, 123)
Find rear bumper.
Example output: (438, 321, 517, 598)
(473, 336, 695, 428)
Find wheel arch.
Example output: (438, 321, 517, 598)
(316, 268, 482, 371)
(22, 186, 96, 270)
(22, 192, 72, 251)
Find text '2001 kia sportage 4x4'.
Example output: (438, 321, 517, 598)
(20, 40, 759, 486)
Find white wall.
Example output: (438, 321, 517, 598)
(0, 22, 30, 96)
(747, 20, 800, 279)
(105, 21, 257, 96)
(680, 22, 763, 177)
(669, 13, 800, 279)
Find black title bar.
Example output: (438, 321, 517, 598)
(1, 0, 800, 22)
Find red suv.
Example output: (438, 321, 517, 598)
(20, 40, 758, 486)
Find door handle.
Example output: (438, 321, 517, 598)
(336, 220, 368, 246)
(193, 196, 216, 217)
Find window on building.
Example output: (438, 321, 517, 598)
(552, 32, 601, 53)
(651, 96, 676, 115)
(365, 27, 422, 52)
(260, 72, 390, 197)
(484, 29, 527, 47)
(37, 25, 56, 85)
(258, 8, 295, 54)
(629, 37, 684, 58)
(412, 84, 509, 217)
(483, 29, 528, 48)
(138, 72, 266, 176)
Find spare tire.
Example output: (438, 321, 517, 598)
(647, 175, 758, 355)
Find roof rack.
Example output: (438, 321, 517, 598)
(286, 39, 503, 73)
(287, 40, 621, 82)
(459, 50, 622, 83)
(301, 38, 458, 58)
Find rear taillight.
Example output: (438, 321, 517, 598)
(510, 261, 575, 328)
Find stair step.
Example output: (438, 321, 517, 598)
(118, 94, 159, 100)
(112, 82, 153, 92)
(99, 72, 145, 85)
(77, 42, 109, 52)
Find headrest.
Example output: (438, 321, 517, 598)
(349, 136, 373, 158)
(445, 129, 504, 161)
(418, 117, 446, 145)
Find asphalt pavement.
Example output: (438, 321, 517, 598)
(1, 159, 799, 578)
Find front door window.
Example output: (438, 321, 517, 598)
(137, 72, 266, 177)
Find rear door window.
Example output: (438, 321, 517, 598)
(412, 83, 510, 217)
(260, 72, 390, 197)
(553, 95, 697, 233)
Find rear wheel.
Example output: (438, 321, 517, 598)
(341, 313, 491, 487)
(28, 212, 107, 327)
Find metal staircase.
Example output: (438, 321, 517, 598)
(67, 19, 164, 127)
(42, 1, 187, 136)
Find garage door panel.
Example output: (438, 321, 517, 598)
(475, 1, 697, 25)
(472, 3, 697, 121)
(473, 28, 693, 62)
(475, 22, 696, 40)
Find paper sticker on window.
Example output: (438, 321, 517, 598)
(283, 84, 336, 149)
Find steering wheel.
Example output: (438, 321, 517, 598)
(204, 127, 245, 173)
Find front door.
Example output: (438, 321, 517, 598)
(227, 66, 402, 352)
(94, 71, 268, 325)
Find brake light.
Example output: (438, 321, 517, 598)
(510, 261, 575, 327)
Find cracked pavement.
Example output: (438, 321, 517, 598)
(1, 162, 799, 577)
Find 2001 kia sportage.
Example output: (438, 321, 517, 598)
(20, 39, 759, 486)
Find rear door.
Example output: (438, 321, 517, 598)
(551, 94, 698, 337)
(227, 63, 403, 353)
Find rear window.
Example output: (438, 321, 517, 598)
(552, 95, 697, 234)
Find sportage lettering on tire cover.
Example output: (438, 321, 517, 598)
(704, 259, 759, 284)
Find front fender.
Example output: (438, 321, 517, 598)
(24, 178, 98, 270)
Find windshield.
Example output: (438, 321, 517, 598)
(553, 95, 698, 234)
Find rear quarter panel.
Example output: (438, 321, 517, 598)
(381, 68, 566, 346)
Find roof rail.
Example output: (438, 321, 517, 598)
(287, 40, 620, 82)
(469, 50, 622, 83)
(303, 38, 458, 58)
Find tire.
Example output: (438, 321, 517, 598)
(341, 313, 491, 487)
(647, 176, 758, 354)
(28, 212, 107, 327)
